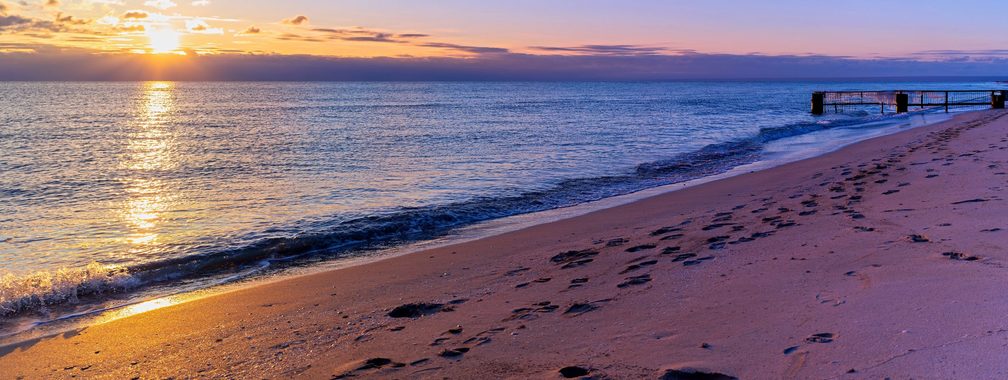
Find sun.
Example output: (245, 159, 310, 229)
(146, 27, 181, 54)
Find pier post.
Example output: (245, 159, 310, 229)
(895, 93, 908, 113)
(811, 92, 824, 115)
(992, 91, 1006, 109)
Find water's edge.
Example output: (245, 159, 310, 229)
(0, 108, 961, 346)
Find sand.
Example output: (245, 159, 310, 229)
(4, 110, 1008, 379)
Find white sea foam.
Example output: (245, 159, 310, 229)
(0, 262, 138, 316)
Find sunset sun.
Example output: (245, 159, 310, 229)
(146, 28, 180, 54)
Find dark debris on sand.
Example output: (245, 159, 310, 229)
(387, 303, 452, 318)
(660, 368, 738, 380)
(559, 366, 591, 378)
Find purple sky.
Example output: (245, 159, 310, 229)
(3, 0, 1008, 80)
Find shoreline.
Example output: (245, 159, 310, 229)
(4, 109, 1008, 378)
(0, 109, 952, 345)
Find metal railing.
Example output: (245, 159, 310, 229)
(812, 90, 1007, 114)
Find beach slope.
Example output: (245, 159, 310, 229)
(4, 110, 1008, 379)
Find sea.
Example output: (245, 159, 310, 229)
(0, 80, 998, 341)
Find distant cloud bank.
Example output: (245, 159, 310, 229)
(3, 48, 1008, 81)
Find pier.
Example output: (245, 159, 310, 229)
(812, 90, 1007, 115)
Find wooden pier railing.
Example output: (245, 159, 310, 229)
(812, 90, 1007, 115)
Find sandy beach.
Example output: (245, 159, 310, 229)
(5, 109, 1008, 378)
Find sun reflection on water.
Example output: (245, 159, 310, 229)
(118, 82, 179, 251)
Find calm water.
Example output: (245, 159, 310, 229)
(0, 81, 997, 317)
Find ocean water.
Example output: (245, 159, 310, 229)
(0, 80, 998, 325)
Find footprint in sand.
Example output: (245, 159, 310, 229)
(682, 256, 714, 266)
(605, 238, 629, 247)
(563, 300, 609, 316)
(505, 301, 559, 321)
(504, 267, 531, 276)
(651, 227, 682, 236)
(461, 326, 504, 347)
(568, 278, 589, 288)
(669, 253, 697, 263)
(661, 246, 681, 254)
(942, 251, 979, 261)
(617, 274, 652, 288)
(438, 347, 469, 359)
(702, 223, 735, 231)
(331, 358, 407, 379)
(621, 260, 658, 274)
(550, 249, 599, 269)
(625, 244, 657, 253)
(805, 332, 835, 343)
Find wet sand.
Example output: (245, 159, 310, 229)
(4, 110, 1008, 379)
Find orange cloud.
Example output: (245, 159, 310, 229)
(185, 18, 222, 34)
(55, 13, 89, 25)
(282, 15, 308, 25)
(117, 24, 146, 33)
(122, 11, 149, 19)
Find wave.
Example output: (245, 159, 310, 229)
(0, 112, 897, 318)
(0, 262, 138, 316)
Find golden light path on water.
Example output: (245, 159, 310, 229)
(120, 82, 179, 254)
(86, 82, 212, 325)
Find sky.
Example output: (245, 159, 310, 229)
(3, 0, 1008, 80)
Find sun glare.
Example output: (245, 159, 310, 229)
(146, 28, 181, 54)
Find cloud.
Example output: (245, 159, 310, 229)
(299, 27, 409, 43)
(276, 33, 322, 42)
(420, 42, 509, 54)
(0, 14, 33, 27)
(239, 25, 259, 34)
(0, 3, 7, 16)
(45, 0, 60, 7)
(0, 14, 62, 33)
(7, 40, 1008, 81)
(531, 44, 668, 56)
(272, 26, 505, 52)
(185, 18, 221, 34)
(304, 28, 430, 44)
(122, 10, 149, 19)
(0, 8, 100, 34)
(282, 15, 308, 25)
(191, 0, 209, 5)
(0, 42, 62, 53)
(143, 0, 176, 10)
(55, 12, 90, 25)
(342, 33, 400, 43)
(116, 24, 145, 32)
(912, 49, 1008, 62)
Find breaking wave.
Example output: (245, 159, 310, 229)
(0, 262, 138, 316)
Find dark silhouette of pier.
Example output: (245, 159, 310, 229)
(812, 90, 1007, 115)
